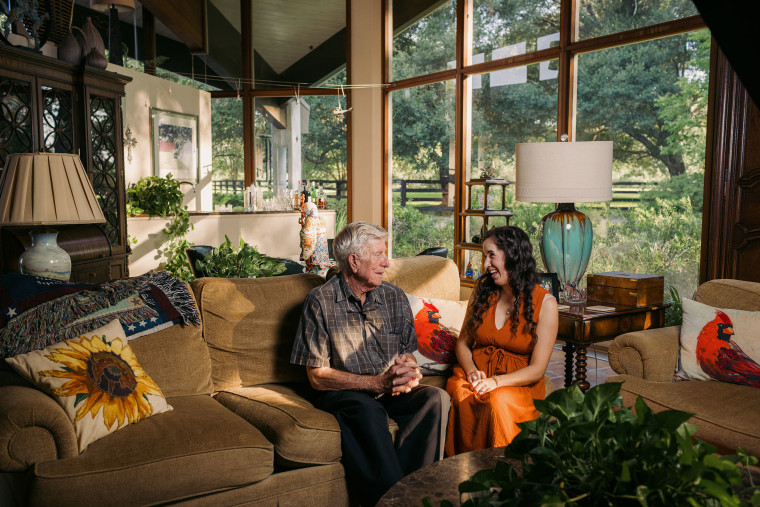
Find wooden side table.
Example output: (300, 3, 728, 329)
(558, 300, 667, 391)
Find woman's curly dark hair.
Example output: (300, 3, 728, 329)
(464, 225, 540, 346)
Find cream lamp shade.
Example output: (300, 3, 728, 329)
(0, 153, 106, 226)
(514, 140, 613, 303)
(515, 141, 613, 203)
(0, 153, 106, 281)
(89, 0, 136, 12)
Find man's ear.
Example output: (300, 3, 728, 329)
(348, 253, 359, 273)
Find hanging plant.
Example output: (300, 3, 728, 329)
(127, 174, 194, 281)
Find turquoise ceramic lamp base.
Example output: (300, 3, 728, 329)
(19, 230, 72, 281)
(539, 203, 593, 303)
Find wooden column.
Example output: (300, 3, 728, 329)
(241, 0, 254, 188)
(142, 7, 156, 75)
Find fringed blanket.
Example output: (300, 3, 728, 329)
(0, 271, 200, 359)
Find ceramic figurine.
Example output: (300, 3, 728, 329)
(299, 202, 331, 276)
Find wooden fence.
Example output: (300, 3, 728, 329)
(212, 179, 653, 209)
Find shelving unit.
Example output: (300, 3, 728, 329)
(456, 178, 514, 285)
(0, 45, 131, 282)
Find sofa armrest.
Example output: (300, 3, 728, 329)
(607, 326, 681, 382)
(0, 385, 78, 472)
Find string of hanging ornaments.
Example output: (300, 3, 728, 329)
(332, 85, 352, 120)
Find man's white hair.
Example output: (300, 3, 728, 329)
(332, 221, 388, 274)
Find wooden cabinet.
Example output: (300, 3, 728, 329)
(455, 178, 514, 284)
(0, 45, 132, 282)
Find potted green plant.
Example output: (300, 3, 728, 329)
(428, 383, 759, 506)
(126, 174, 194, 280)
(194, 235, 286, 278)
(665, 284, 684, 326)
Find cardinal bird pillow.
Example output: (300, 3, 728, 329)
(679, 298, 760, 388)
(406, 295, 467, 375)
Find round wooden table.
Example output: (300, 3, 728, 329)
(377, 448, 759, 506)
(376, 446, 515, 506)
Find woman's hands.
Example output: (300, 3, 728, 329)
(466, 370, 499, 397)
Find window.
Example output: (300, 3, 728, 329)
(392, 0, 456, 81)
(384, 0, 708, 296)
(390, 81, 455, 258)
(575, 30, 709, 295)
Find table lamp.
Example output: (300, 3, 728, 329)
(515, 139, 613, 303)
(0, 153, 106, 281)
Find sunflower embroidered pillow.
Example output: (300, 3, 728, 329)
(4, 319, 172, 452)
(406, 294, 467, 375)
(679, 298, 760, 388)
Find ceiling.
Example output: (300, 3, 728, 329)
(72, 0, 445, 91)
(213, 0, 345, 75)
(75, 0, 346, 88)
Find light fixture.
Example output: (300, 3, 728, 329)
(515, 139, 613, 303)
(89, 0, 136, 65)
(0, 153, 106, 281)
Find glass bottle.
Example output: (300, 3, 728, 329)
(310, 181, 317, 203)
(317, 183, 326, 209)
(293, 180, 302, 209)
(465, 261, 474, 279)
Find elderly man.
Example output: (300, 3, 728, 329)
(291, 221, 447, 506)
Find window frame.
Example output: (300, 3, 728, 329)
(382, 0, 706, 286)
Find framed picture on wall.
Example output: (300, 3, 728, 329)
(150, 108, 199, 183)
(538, 272, 559, 301)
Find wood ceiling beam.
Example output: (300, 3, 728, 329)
(140, 0, 208, 54)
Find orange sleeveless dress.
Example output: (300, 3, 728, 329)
(444, 285, 549, 456)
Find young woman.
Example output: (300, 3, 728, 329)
(445, 226, 558, 455)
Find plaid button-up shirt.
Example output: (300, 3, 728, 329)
(290, 273, 416, 375)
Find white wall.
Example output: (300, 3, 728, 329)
(114, 64, 212, 212)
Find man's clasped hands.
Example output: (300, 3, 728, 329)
(382, 354, 423, 395)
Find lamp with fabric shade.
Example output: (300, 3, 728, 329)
(89, 0, 136, 65)
(515, 140, 613, 303)
(0, 153, 106, 281)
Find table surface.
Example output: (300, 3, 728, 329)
(558, 299, 668, 320)
(376, 447, 513, 506)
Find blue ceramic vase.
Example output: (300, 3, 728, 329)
(539, 203, 593, 303)
(19, 231, 72, 281)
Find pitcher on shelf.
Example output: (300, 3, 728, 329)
(299, 201, 331, 276)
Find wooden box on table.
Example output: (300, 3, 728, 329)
(586, 272, 664, 307)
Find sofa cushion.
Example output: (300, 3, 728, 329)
(215, 384, 342, 467)
(679, 298, 760, 386)
(609, 374, 760, 457)
(384, 256, 461, 301)
(129, 320, 214, 397)
(694, 279, 760, 311)
(192, 274, 324, 390)
(5, 319, 173, 453)
(28, 395, 274, 506)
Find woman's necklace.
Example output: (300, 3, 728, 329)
(499, 290, 516, 318)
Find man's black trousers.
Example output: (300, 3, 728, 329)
(314, 385, 446, 506)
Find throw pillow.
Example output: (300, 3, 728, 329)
(4, 319, 172, 452)
(679, 298, 760, 387)
(406, 294, 467, 375)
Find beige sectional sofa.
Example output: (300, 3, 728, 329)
(0, 255, 461, 506)
(607, 279, 760, 457)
